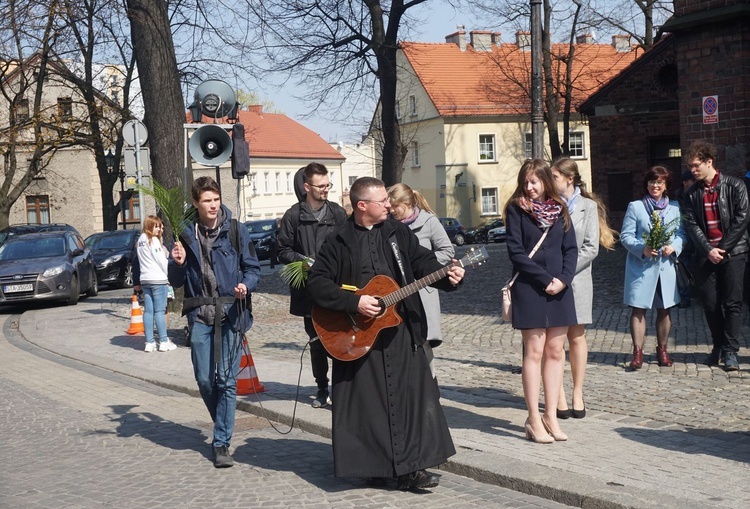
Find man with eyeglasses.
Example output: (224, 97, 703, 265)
(277, 162, 347, 408)
(307, 177, 465, 491)
(683, 141, 750, 371)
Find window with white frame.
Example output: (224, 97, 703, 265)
(409, 95, 417, 116)
(569, 132, 585, 158)
(479, 134, 496, 161)
(481, 188, 499, 215)
(524, 133, 533, 159)
(263, 172, 270, 193)
(275, 172, 281, 192)
(348, 176, 358, 188)
(411, 141, 420, 167)
(286, 172, 292, 193)
(250, 173, 258, 194)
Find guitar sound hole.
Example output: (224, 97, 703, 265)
(375, 297, 386, 317)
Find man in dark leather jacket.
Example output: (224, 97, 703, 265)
(276, 163, 347, 408)
(683, 141, 750, 371)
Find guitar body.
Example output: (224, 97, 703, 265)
(312, 275, 403, 362)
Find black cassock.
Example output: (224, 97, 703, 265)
(330, 226, 455, 478)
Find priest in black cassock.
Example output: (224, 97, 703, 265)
(307, 177, 465, 491)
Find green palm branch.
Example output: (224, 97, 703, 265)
(137, 180, 196, 240)
(279, 259, 312, 289)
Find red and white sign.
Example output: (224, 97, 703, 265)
(702, 96, 719, 124)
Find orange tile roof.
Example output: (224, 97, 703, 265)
(192, 106, 344, 160)
(401, 41, 642, 117)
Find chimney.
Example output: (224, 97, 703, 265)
(612, 34, 631, 52)
(576, 33, 594, 44)
(445, 26, 467, 51)
(247, 105, 263, 114)
(469, 30, 493, 52)
(516, 31, 531, 51)
(492, 32, 502, 45)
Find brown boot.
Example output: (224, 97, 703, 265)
(657, 345, 673, 367)
(630, 346, 643, 369)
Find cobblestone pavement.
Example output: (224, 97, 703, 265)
(0, 316, 570, 509)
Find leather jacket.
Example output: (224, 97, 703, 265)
(683, 172, 750, 260)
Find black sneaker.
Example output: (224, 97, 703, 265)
(723, 352, 740, 372)
(312, 388, 331, 408)
(213, 445, 234, 468)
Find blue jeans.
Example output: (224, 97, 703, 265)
(189, 321, 243, 448)
(142, 284, 168, 344)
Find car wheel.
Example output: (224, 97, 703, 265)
(67, 275, 79, 306)
(478, 233, 487, 244)
(122, 263, 134, 288)
(454, 233, 465, 246)
(85, 272, 98, 297)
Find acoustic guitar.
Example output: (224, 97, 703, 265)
(311, 247, 488, 361)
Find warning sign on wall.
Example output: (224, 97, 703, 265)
(702, 96, 719, 124)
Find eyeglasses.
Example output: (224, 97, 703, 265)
(687, 162, 702, 169)
(363, 197, 390, 206)
(308, 183, 332, 191)
(647, 180, 666, 187)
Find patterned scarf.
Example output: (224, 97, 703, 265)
(565, 186, 582, 214)
(400, 206, 420, 225)
(520, 197, 563, 228)
(641, 194, 669, 221)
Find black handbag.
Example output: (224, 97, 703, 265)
(675, 258, 693, 290)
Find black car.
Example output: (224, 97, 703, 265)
(245, 219, 279, 262)
(85, 230, 140, 288)
(0, 231, 98, 305)
(0, 223, 79, 245)
(438, 217, 466, 246)
(465, 218, 505, 244)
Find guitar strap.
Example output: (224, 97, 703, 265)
(389, 237, 407, 283)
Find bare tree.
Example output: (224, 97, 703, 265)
(584, 0, 673, 50)
(247, 0, 429, 186)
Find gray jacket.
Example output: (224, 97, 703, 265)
(569, 196, 599, 324)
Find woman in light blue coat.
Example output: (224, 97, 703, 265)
(621, 166, 686, 369)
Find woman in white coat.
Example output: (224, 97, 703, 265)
(551, 158, 617, 419)
(388, 183, 454, 378)
(621, 166, 685, 369)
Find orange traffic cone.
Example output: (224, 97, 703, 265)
(237, 338, 265, 394)
(126, 294, 145, 335)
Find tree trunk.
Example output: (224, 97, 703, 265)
(378, 46, 407, 186)
(125, 0, 184, 195)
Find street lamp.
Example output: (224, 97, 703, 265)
(106, 149, 126, 230)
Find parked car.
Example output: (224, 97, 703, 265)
(0, 223, 79, 245)
(85, 230, 140, 288)
(487, 222, 507, 243)
(438, 217, 466, 246)
(465, 218, 505, 244)
(245, 219, 279, 262)
(0, 231, 98, 305)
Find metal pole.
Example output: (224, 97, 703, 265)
(133, 122, 145, 228)
(530, 0, 544, 159)
(120, 171, 126, 230)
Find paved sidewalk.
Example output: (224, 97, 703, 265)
(14, 247, 750, 509)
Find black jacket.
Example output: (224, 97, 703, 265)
(684, 172, 750, 260)
(277, 200, 348, 316)
(307, 217, 458, 348)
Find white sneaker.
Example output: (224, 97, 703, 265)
(158, 340, 177, 352)
(144, 342, 157, 353)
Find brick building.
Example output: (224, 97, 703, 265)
(579, 0, 750, 225)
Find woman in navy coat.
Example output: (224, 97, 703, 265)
(505, 159, 578, 444)
(621, 166, 685, 369)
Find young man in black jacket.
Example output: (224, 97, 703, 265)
(683, 141, 750, 371)
(276, 162, 347, 407)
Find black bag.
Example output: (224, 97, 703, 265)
(675, 258, 693, 291)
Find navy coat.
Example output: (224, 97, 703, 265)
(505, 203, 578, 329)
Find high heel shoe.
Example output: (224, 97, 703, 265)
(541, 416, 568, 441)
(524, 419, 554, 444)
(556, 408, 571, 420)
(571, 399, 586, 419)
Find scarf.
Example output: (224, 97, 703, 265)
(565, 186, 582, 214)
(641, 194, 669, 221)
(520, 197, 563, 228)
(400, 206, 420, 225)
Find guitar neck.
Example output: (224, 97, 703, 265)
(380, 262, 458, 308)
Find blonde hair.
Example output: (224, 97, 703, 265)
(142, 215, 163, 243)
(551, 157, 617, 250)
(387, 183, 435, 215)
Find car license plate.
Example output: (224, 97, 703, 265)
(3, 283, 33, 293)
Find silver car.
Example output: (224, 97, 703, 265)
(0, 231, 98, 305)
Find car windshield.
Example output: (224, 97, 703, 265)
(86, 234, 134, 250)
(246, 221, 276, 233)
(0, 237, 66, 260)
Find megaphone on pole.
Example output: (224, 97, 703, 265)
(188, 124, 233, 166)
